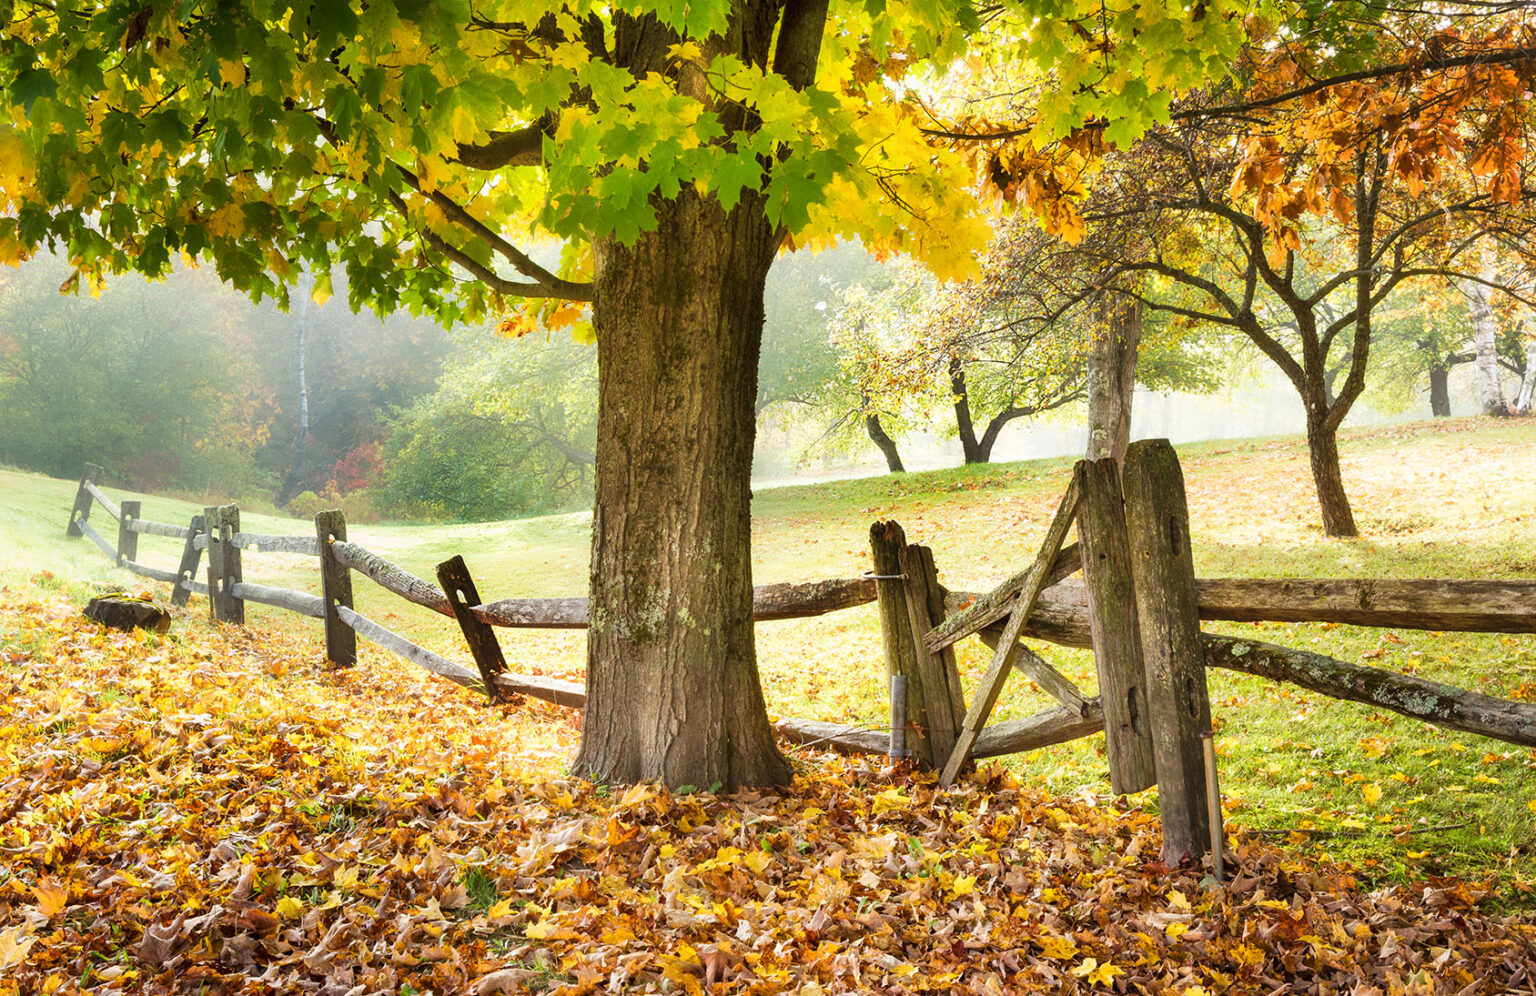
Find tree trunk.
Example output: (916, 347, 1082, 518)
(574, 190, 791, 790)
(1517, 334, 1536, 414)
(949, 355, 983, 463)
(278, 276, 312, 505)
(863, 401, 906, 473)
(1460, 271, 1507, 416)
(1306, 411, 1357, 537)
(1086, 292, 1141, 463)
(1428, 363, 1452, 416)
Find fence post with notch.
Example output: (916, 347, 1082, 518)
(868, 520, 965, 768)
(66, 462, 105, 538)
(314, 509, 356, 666)
(1076, 458, 1158, 795)
(436, 555, 510, 703)
(171, 514, 206, 607)
(214, 504, 244, 624)
(1123, 439, 1215, 864)
(116, 500, 140, 568)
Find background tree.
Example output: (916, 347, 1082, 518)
(0, 255, 271, 492)
(377, 331, 597, 521)
(246, 276, 451, 505)
(758, 243, 876, 418)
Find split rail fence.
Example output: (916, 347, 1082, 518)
(66, 442, 1536, 868)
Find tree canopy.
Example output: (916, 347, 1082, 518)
(0, 0, 1247, 317)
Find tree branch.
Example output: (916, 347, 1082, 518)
(455, 122, 549, 169)
(393, 163, 594, 302)
(385, 191, 577, 301)
(772, 0, 831, 91)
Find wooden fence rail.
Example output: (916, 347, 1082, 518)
(61, 467, 887, 717)
(62, 455, 1536, 871)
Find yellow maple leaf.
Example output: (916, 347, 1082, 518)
(1362, 783, 1382, 806)
(274, 896, 305, 920)
(870, 787, 911, 815)
(206, 203, 246, 240)
(32, 880, 68, 918)
(1070, 957, 1121, 983)
(1038, 935, 1078, 960)
(0, 924, 37, 972)
(949, 874, 976, 899)
(1086, 959, 1125, 986)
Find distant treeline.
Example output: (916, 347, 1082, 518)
(0, 255, 602, 522)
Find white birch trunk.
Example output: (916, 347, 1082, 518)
(1517, 332, 1536, 414)
(1458, 262, 1506, 415)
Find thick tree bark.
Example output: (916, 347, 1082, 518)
(1305, 409, 1357, 537)
(949, 356, 983, 463)
(863, 403, 906, 473)
(575, 189, 791, 790)
(1086, 292, 1141, 463)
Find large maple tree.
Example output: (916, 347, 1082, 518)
(0, 0, 1242, 788)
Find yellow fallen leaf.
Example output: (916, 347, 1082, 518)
(949, 874, 976, 899)
(485, 898, 519, 920)
(33, 881, 68, 918)
(1039, 935, 1078, 960)
(1168, 889, 1192, 911)
(275, 896, 305, 920)
(0, 924, 37, 972)
(619, 783, 654, 807)
(1086, 959, 1125, 985)
(1362, 783, 1382, 805)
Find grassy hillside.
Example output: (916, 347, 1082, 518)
(3, 415, 1534, 900)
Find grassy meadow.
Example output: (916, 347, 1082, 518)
(3, 414, 1534, 902)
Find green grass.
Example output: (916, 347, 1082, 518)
(3, 414, 1535, 902)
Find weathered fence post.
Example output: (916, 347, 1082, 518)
(437, 555, 509, 702)
(203, 505, 224, 621)
(1076, 458, 1157, 794)
(171, 514, 205, 608)
(315, 510, 356, 666)
(116, 499, 140, 568)
(213, 504, 244, 624)
(1124, 439, 1214, 863)
(66, 462, 104, 538)
(869, 520, 965, 768)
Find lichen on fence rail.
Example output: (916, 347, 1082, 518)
(231, 532, 321, 557)
(329, 540, 453, 615)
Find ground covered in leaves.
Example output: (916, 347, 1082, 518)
(3, 596, 1535, 995)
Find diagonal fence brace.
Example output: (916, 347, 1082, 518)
(437, 555, 512, 704)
